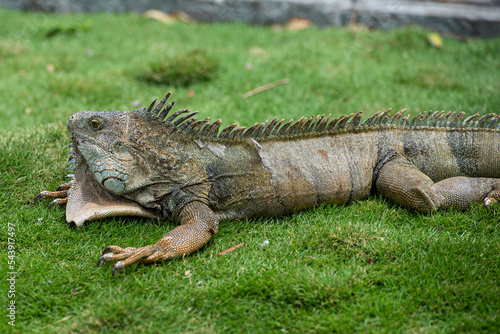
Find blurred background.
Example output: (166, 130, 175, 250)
(2, 0, 500, 38)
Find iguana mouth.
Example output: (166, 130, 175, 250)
(66, 141, 158, 227)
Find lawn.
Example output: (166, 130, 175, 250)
(0, 8, 499, 333)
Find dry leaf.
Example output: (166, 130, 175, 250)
(56, 315, 71, 323)
(143, 9, 177, 24)
(46, 64, 55, 73)
(143, 10, 194, 24)
(184, 270, 192, 277)
(172, 11, 195, 23)
(271, 23, 284, 32)
(427, 33, 443, 48)
(286, 18, 312, 31)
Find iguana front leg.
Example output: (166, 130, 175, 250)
(34, 182, 71, 208)
(376, 155, 500, 212)
(98, 201, 219, 275)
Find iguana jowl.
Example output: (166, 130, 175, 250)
(35, 92, 500, 275)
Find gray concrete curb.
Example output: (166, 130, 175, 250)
(1, 0, 499, 37)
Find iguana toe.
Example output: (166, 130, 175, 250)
(48, 197, 68, 209)
(113, 262, 125, 276)
(97, 244, 161, 275)
(97, 253, 114, 267)
(34, 188, 69, 207)
(56, 182, 72, 192)
(484, 185, 500, 210)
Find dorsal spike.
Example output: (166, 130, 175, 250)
(451, 111, 465, 128)
(300, 116, 315, 133)
(242, 122, 261, 138)
(388, 108, 406, 124)
(157, 101, 176, 120)
(164, 108, 189, 123)
(349, 111, 363, 127)
(475, 113, 495, 128)
(270, 119, 285, 136)
(187, 118, 210, 133)
(410, 112, 424, 127)
(462, 113, 480, 128)
(178, 116, 198, 130)
(361, 111, 381, 126)
(380, 109, 392, 124)
(426, 110, 441, 126)
(400, 114, 411, 126)
(198, 122, 214, 137)
(278, 119, 294, 135)
(336, 113, 353, 129)
(486, 114, 500, 129)
(430, 111, 445, 127)
(326, 117, 340, 131)
(296, 117, 310, 133)
(308, 115, 324, 133)
(153, 92, 171, 115)
(219, 123, 238, 138)
(172, 111, 199, 126)
(288, 117, 307, 134)
(262, 117, 280, 137)
(434, 111, 449, 127)
(230, 127, 247, 139)
(444, 111, 456, 127)
(252, 123, 266, 138)
(317, 114, 331, 132)
(437, 111, 451, 127)
(147, 98, 158, 113)
(205, 119, 222, 137)
(419, 111, 432, 126)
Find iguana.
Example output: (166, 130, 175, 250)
(35, 92, 500, 275)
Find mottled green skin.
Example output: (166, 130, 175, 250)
(37, 94, 500, 274)
(74, 111, 498, 218)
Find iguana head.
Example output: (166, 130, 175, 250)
(67, 110, 136, 195)
(65, 92, 201, 226)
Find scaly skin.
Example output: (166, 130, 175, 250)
(35, 92, 500, 275)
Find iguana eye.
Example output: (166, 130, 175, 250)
(89, 119, 102, 130)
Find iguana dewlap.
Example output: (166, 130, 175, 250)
(35, 92, 500, 275)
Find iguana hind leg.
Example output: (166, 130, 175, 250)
(97, 201, 219, 275)
(376, 155, 500, 212)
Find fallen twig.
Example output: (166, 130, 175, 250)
(242, 78, 290, 98)
(218, 243, 243, 255)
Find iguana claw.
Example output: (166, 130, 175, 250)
(97, 244, 160, 275)
(484, 186, 500, 210)
(484, 197, 498, 210)
(47, 197, 68, 209)
(97, 253, 114, 267)
(34, 188, 69, 208)
(113, 262, 125, 276)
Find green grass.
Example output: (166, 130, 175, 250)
(0, 9, 499, 333)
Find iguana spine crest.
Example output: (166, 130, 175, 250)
(145, 92, 500, 143)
